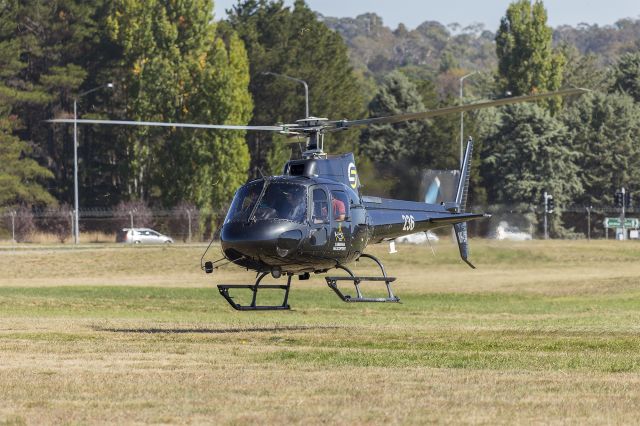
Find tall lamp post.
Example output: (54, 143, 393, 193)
(459, 71, 477, 169)
(262, 71, 309, 118)
(73, 82, 113, 244)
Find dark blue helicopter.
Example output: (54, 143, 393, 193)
(49, 88, 586, 310)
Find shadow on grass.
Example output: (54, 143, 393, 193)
(94, 325, 341, 334)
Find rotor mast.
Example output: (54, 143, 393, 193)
(294, 117, 329, 158)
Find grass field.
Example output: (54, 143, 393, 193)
(1, 239, 640, 424)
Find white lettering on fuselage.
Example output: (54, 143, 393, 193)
(402, 214, 415, 231)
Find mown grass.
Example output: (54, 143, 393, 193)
(1, 240, 640, 424)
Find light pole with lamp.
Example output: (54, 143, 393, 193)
(73, 82, 113, 244)
(459, 71, 477, 169)
(261, 71, 309, 118)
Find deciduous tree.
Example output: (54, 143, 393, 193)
(105, 0, 252, 228)
(495, 0, 564, 110)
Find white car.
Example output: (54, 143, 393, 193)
(116, 228, 174, 244)
(396, 231, 439, 244)
(495, 222, 532, 241)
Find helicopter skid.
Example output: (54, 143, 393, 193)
(325, 276, 400, 303)
(217, 273, 292, 311)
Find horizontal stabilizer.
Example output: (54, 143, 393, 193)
(430, 213, 489, 226)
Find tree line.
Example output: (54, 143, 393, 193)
(1, 0, 640, 238)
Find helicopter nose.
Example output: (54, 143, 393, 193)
(275, 229, 303, 257)
(221, 221, 303, 260)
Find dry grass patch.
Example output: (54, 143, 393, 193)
(1, 240, 640, 423)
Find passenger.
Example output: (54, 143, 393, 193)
(332, 197, 346, 221)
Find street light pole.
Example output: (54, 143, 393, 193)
(262, 72, 309, 118)
(72, 82, 113, 244)
(459, 71, 477, 169)
(73, 99, 79, 244)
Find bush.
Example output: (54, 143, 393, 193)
(39, 204, 73, 243)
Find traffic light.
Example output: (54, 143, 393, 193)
(615, 191, 623, 207)
(625, 192, 632, 208)
(543, 193, 554, 213)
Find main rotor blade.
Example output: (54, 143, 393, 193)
(46, 118, 288, 132)
(330, 88, 589, 130)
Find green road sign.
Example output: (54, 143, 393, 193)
(604, 217, 640, 228)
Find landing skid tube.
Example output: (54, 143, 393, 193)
(325, 254, 400, 303)
(217, 273, 292, 311)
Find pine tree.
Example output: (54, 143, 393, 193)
(362, 72, 426, 164)
(482, 103, 581, 235)
(0, 1, 100, 205)
(361, 71, 456, 200)
(227, 0, 365, 177)
(611, 52, 640, 102)
(562, 91, 640, 206)
(0, 9, 65, 208)
(0, 115, 55, 207)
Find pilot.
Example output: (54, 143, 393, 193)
(332, 196, 346, 221)
(281, 189, 306, 222)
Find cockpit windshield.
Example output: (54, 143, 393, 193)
(225, 181, 307, 224)
(252, 182, 307, 223)
(224, 181, 264, 224)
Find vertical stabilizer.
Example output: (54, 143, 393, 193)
(454, 138, 475, 268)
(455, 138, 473, 213)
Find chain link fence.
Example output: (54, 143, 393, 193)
(0, 206, 204, 244)
(0, 204, 636, 244)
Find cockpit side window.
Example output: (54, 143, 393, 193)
(312, 188, 329, 224)
(224, 181, 264, 223)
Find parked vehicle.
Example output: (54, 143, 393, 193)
(396, 231, 439, 244)
(494, 222, 532, 241)
(116, 228, 173, 244)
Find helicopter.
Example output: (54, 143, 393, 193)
(49, 87, 586, 311)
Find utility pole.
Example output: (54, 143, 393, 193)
(544, 191, 548, 240)
(69, 210, 74, 242)
(10, 211, 16, 243)
(73, 82, 114, 244)
(621, 187, 626, 240)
